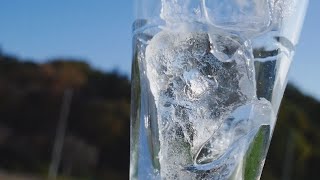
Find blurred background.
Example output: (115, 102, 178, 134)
(0, 1, 319, 180)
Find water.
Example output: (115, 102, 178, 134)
(131, 0, 295, 179)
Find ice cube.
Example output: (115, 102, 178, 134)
(202, 0, 272, 33)
(145, 29, 258, 179)
(187, 98, 274, 179)
(160, 0, 202, 24)
(146, 29, 257, 147)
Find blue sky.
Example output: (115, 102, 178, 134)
(0, 1, 319, 100)
(0, 1, 133, 72)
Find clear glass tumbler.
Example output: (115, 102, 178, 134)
(130, 0, 309, 179)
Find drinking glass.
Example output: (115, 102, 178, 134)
(130, 0, 309, 179)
